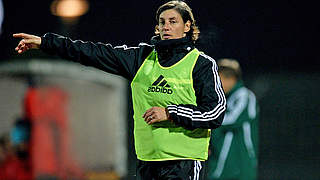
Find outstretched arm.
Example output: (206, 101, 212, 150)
(13, 33, 41, 54)
(12, 32, 153, 80)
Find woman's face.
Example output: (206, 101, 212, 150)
(158, 9, 191, 40)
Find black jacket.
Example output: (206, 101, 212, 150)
(40, 33, 226, 130)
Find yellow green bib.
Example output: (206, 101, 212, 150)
(131, 48, 210, 161)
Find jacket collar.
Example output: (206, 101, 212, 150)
(151, 36, 194, 54)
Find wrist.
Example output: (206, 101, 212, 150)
(38, 37, 42, 47)
(165, 108, 173, 122)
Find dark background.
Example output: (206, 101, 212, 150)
(1, 0, 319, 72)
(1, 0, 319, 179)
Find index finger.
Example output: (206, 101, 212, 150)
(12, 33, 30, 38)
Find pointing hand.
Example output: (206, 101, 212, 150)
(13, 33, 41, 54)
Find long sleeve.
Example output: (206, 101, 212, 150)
(219, 87, 258, 130)
(40, 33, 153, 80)
(167, 53, 226, 129)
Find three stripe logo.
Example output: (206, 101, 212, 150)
(148, 75, 173, 94)
(152, 75, 171, 88)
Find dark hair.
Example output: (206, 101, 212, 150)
(217, 58, 242, 80)
(155, 1, 200, 41)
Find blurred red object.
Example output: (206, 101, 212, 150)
(0, 154, 32, 180)
(24, 86, 84, 179)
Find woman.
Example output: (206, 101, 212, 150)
(13, 1, 226, 179)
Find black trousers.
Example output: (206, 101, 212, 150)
(136, 159, 205, 180)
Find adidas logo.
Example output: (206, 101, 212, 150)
(148, 75, 173, 94)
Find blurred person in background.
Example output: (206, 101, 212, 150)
(206, 58, 259, 180)
(13, 1, 226, 179)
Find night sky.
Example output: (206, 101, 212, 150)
(0, 0, 318, 73)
